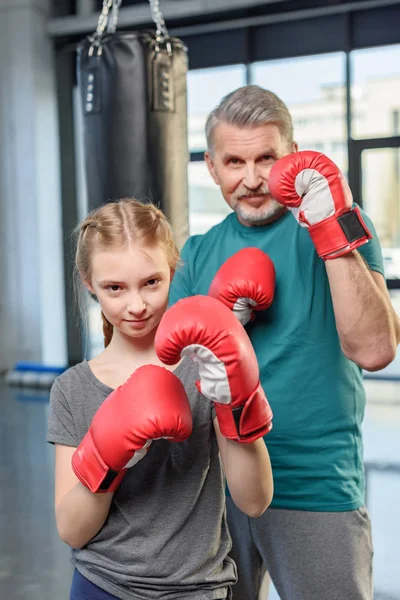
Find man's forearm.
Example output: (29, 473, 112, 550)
(325, 250, 398, 370)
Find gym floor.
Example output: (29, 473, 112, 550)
(0, 377, 399, 600)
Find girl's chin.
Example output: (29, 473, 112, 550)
(121, 318, 158, 337)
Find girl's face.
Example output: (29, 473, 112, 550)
(86, 243, 172, 340)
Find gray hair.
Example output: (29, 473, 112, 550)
(205, 85, 293, 153)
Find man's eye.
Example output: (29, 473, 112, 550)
(228, 158, 241, 165)
(262, 155, 274, 161)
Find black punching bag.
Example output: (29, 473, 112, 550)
(77, 2, 189, 246)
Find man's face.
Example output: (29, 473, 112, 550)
(205, 122, 298, 226)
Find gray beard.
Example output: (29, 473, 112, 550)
(234, 198, 283, 226)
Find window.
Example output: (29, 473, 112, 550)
(251, 53, 347, 173)
(351, 44, 400, 139)
(186, 65, 246, 234)
(187, 162, 232, 235)
(361, 147, 400, 278)
(300, 142, 325, 153)
(187, 65, 247, 152)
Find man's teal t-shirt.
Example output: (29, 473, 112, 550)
(169, 207, 384, 512)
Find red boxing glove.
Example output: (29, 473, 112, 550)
(208, 248, 276, 326)
(155, 296, 273, 443)
(72, 366, 192, 493)
(268, 151, 372, 260)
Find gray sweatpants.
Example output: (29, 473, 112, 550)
(226, 498, 374, 600)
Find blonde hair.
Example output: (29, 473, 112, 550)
(74, 198, 180, 348)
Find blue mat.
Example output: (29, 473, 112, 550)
(5, 361, 67, 390)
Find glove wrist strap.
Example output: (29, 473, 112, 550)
(214, 383, 273, 443)
(72, 430, 125, 493)
(308, 206, 372, 260)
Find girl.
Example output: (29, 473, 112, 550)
(47, 198, 273, 600)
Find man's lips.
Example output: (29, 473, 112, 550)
(239, 194, 270, 206)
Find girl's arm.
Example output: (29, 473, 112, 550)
(55, 444, 113, 549)
(214, 419, 273, 518)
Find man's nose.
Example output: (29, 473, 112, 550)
(243, 164, 263, 190)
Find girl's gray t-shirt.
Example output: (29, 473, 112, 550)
(47, 357, 236, 600)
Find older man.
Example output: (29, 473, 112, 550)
(169, 85, 399, 600)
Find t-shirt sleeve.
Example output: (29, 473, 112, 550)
(356, 205, 385, 277)
(47, 379, 79, 447)
(169, 235, 202, 307)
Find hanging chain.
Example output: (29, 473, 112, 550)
(95, 0, 114, 38)
(88, 0, 172, 56)
(149, 0, 169, 40)
(88, 0, 113, 55)
(108, 0, 122, 34)
(149, 0, 172, 55)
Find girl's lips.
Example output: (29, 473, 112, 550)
(124, 317, 150, 328)
(126, 319, 148, 322)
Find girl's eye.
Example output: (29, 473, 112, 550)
(146, 279, 160, 287)
(108, 285, 121, 292)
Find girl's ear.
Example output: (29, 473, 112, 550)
(80, 272, 98, 302)
(83, 279, 95, 294)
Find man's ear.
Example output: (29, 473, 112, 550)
(204, 151, 220, 185)
(291, 141, 299, 153)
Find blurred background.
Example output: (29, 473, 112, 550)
(0, 0, 399, 598)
